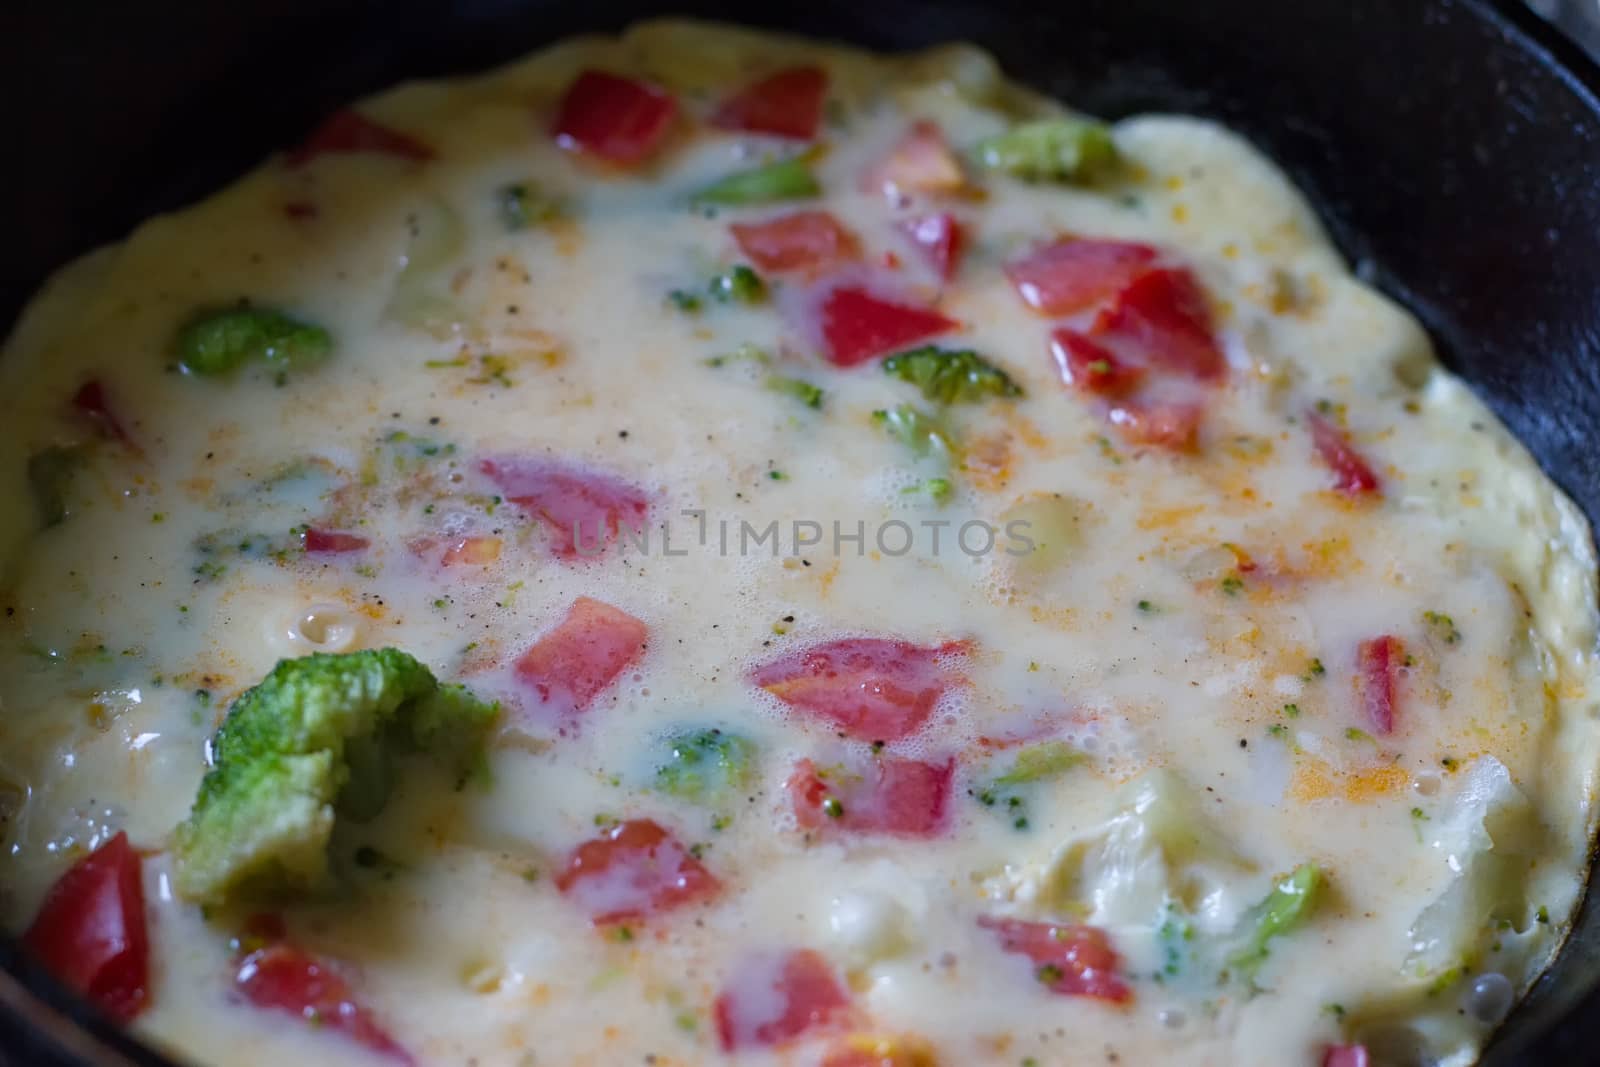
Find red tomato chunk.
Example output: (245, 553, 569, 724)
(71, 380, 134, 446)
(551, 70, 677, 165)
(1004, 238, 1158, 315)
(1091, 267, 1225, 382)
(236, 937, 412, 1064)
(863, 121, 966, 197)
(817, 288, 958, 367)
(555, 818, 720, 924)
(1323, 1046, 1370, 1067)
(512, 596, 647, 721)
(21, 832, 148, 1023)
(1356, 634, 1404, 735)
(788, 754, 953, 837)
(286, 110, 435, 167)
(897, 213, 964, 280)
(1307, 410, 1383, 496)
(302, 528, 369, 554)
(977, 916, 1131, 1003)
(480, 457, 649, 559)
(715, 948, 852, 1050)
(752, 637, 968, 741)
(731, 211, 859, 274)
(712, 66, 827, 139)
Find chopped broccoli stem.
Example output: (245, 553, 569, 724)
(172, 649, 498, 906)
(766, 375, 824, 409)
(882, 346, 1023, 405)
(691, 158, 820, 205)
(1228, 863, 1325, 975)
(175, 307, 332, 377)
(973, 118, 1118, 183)
(655, 728, 757, 802)
(993, 741, 1084, 788)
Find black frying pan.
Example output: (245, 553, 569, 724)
(3, 1, 1599, 1063)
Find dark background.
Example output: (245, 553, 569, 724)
(2, 1, 1599, 1064)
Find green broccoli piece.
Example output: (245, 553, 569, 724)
(655, 728, 757, 802)
(871, 404, 955, 460)
(1227, 863, 1326, 975)
(766, 375, 824, 409)
(175, 307, 333, 377)
(710, 265, 767, 305)
(973, 118, 1118, 183)
(691, 158, 820, 206)
(882, 346, 1024, 405)
(977, 741, 1083, 831)
(172, 649, 498, 906)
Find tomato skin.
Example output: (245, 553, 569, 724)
(555, 818, 720, 924)
(897, 214, 964, 281)
(480, 457, 649, 559)
(21, 832, 149, 1023)
(817, 287, 958, 367)
(1004, 238, 1158, 315)
(712, 66, 827, 139)
(235, 937, 412, 1064)
(752, 637, 968, 741)
(977, 916, 1131, 1003)
(512, 596, 648, 721)
(71, 380, 134, 445)
(1357, 634, 1404, 734)
(302, 528, 369, 554)
(714, 948, 851, 1050)
(286, 110, 435, 167)
(1323, 1046, 1370, 1067)
(1307, 410, 1383, 496)
(864, 121, 966, 197)
(1107, 400, 1205, 453)
(731, 211, 859, 274)
(1049, 329, 1144, 397)
(788, 754, 953, 837)
(1091, 266, 1225, 382)
(551, 70, 677, 165)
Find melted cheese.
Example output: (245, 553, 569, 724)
(1, 19, 1596, 1067)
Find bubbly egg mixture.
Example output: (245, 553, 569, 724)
(2, 19, 1597, 1067)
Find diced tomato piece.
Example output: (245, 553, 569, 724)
(286, 110, 435, 168)
(731, 211, 859, 274)
(818, 287, 958, 367)
(21, 832, 148, 1023)
(512, 596, 647, 721)
(976, 916, 1131, 1003)
(236, 938, 412, 1063)
(714, 948, 851, 1050)
(283, 200, 319, 221)
(1107, 400, 1205, 452)
(1004, 238, 1158, 315)
(480, 457, 649, 559)
(555, 818, 720, 924)
(863, 121, 966, 197)
(1323, 1046, 1370, 1067)
(551, 70, 677, 166)
(822, 1035, 938, 1067)
(1307, 410, 1382, 496)
(752, 637, 968, 741)
(70, 381, 134, 445)
(1090, 267, 1224, 382)
(712, 66, 827, 139)
(440, 535, 502, 566)
(788, 754, 952, 837)
(897, 214, 964, 281)
(302, 528, 369, 554)
(1356, 635, 1404, 735)
(1049, 329, 1144, 397)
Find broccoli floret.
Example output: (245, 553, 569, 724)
(172, 649, 498, 906)
(655, 728, 757, 802)
(973, 118, 1118, 183)
(175, 306, 332, 377)
(871, 404, 955, 460)
(882, 346, 1024, 405)
(691, 158, 820, 205)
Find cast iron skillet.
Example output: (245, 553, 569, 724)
(2, 0, 1598, 1063)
